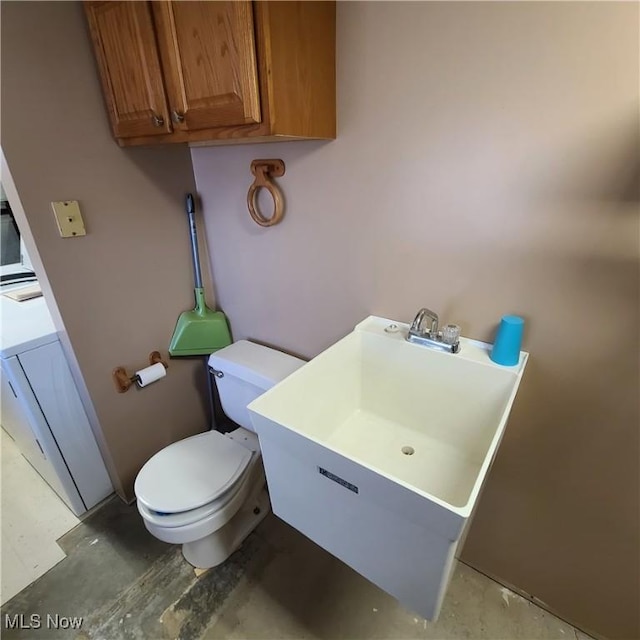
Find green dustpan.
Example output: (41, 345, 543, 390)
(169, 288, 231, 356)
(169, 195, 232, 357)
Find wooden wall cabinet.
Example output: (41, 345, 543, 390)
(84, 1, 336, 147)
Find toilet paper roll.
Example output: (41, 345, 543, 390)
(135, 362, 166, 388)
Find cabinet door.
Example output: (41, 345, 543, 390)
(0, 361, 75, 510)
(1, 370, 47, 475)
(17, 342, 113, 510)
(153, 1, 261, 131)
(84, 1, 172, 138)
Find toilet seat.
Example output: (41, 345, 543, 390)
(137, 453, 261, 529)
(135, 430, 253, 514)
(136, 453, 267, 547)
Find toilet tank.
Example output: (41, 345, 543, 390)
(208, 340, 304, 432)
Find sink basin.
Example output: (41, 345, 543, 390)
(248, 316, 528, 619)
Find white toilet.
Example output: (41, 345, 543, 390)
(134, 340, 304, 569)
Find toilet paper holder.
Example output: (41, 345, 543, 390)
(113, 351, 168, 393)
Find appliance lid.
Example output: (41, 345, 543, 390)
(134, 431, 252, 513)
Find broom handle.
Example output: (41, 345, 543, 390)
(186, 193, 203, 289)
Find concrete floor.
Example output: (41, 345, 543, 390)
(0, 496, 593, 640)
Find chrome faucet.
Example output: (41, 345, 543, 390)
(410, 307, 439, 338)
(407, 307, 461, 353)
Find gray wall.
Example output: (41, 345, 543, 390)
(191, 3, 639, 639)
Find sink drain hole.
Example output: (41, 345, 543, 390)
(401, 446, 415, 456)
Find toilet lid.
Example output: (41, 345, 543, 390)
(134, 431, 253, 513)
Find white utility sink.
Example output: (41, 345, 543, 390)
(248, 316, 528, 620)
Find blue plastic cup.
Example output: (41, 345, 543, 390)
(490, 315, 524, 366)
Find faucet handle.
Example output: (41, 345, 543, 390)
(442, 324, 461, 345)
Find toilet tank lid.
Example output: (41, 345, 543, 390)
(208, 340, 304, 390)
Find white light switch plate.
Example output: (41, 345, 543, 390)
(51, 201, 86, 238)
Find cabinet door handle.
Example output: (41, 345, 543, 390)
(36, 439, 45, 457)
(171, 110, 185, 124)
(7, 380, 17, 398)
(151, 113, 164, 127)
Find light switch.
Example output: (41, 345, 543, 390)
(51, 201, 86, 238)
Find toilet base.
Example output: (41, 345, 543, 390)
(182, 487, 270, 569)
